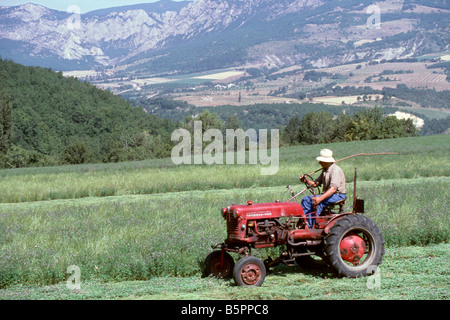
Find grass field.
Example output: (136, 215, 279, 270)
(0, 134, 449, 299)
(0, 135, 448, 204)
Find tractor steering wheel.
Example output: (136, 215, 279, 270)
(301, 174, 321, 196)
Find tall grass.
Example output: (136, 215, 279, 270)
(0, 135, 448, 288)
(0, 135, 448, 203)
(0, 177, 448, 288)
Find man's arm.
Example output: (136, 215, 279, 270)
(312, 186, 336, 206)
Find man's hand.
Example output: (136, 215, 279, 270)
(300, 175, 317, 188)
(312, 186, 337, 206)
(312, 196, 323, 206)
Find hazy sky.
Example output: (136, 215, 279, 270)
(1, 0, 190, 13)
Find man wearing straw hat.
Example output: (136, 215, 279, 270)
(300, 149, 346, 228)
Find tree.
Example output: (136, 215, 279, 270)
(281, 116, 301, 145)
(196, 110, 224, 132)
(224, 114, 242, 131)
(332, 113, 353, 142)
(420, 116, 450, 136)
(344, 108, 383, 141)
(0, 145, 47, 169)
(60, 141, 92, 165)
(0, 92, 12, 154)
(298, 112, 335, 145)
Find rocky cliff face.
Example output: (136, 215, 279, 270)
(0, 0, 322, 69)
(0, 0, 447, 73)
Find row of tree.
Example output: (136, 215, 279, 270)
(281, 107, 417, 145)
(168, 107, 418, 151)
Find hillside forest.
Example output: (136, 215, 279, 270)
(0, 58, 446, 168)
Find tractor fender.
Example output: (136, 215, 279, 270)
(323, 213, 356, 234)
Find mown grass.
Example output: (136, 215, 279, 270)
(0, 134, 448, 296)
(1, 244, 448, 300)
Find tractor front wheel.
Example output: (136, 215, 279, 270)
(203, 250, 234, 279)
(324, 214, 385, 278)
(233, 256, 266, 287)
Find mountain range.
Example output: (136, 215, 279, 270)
(0, 0, 449, 75)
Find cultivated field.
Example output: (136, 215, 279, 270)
(312, 95, 383, 106)
(93, 68, 247, 95)
(193, 71, 245, 80)
(168, 56, 450, 108)
(336, 61, 450, 91)
(173, 91, 300, 107)
(0, 135, 449, 300)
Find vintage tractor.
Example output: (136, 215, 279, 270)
(204, 168, 385, 286)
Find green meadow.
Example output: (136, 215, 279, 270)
(0, 134, 449, 299)
(0, 135, 447, 203)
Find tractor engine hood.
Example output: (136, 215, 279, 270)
(222, 201, 303, 220)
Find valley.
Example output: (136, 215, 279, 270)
(82, 51, 450, 126)
(3, 0, 448, 123)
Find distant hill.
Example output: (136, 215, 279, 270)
(0, 59, 175, 168)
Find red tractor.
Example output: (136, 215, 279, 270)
(204, 168, 385, 286)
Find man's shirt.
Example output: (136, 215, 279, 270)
(315, 163, 346, 194)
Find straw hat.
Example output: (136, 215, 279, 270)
(316, 149, 335, 163)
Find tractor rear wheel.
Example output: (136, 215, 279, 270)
(324, 214, 385, 278)
(203, 250, 234, 279)
(233, 256, 266, 287)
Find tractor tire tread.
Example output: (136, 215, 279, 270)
(324, 214, 385, 278)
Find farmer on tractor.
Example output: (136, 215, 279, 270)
(300, 149, 346, 228)
(205, 148, 389, 286)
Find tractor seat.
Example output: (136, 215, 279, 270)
(323, 197, 346, 214)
